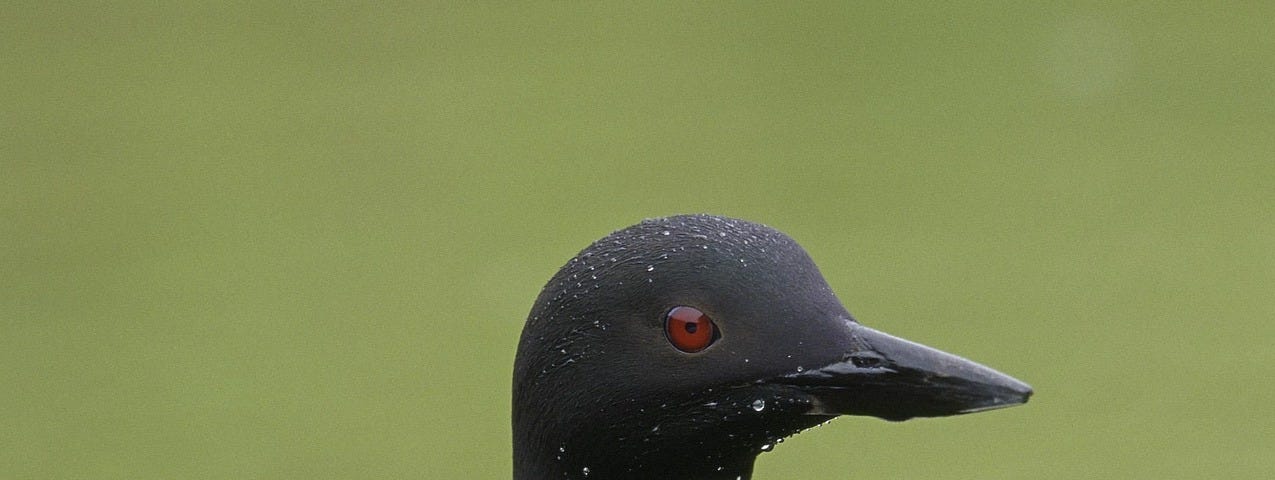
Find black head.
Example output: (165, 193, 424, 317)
(512, 215, 1030, 480)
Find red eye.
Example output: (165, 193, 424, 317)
(665, 306, 718, 353)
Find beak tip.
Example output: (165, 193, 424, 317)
(1008, 378, 1034, 403)
(969, 377, 1033, 413)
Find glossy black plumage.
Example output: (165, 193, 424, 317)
(513, 215, 1030, 480)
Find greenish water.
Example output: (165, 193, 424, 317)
(3, 3, 1272, 479)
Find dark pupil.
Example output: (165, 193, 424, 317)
(683, 322, 698, 334)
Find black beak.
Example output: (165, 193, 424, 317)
(776, 323, 1032, 421)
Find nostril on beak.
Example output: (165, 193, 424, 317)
(845, 352, 884, 368)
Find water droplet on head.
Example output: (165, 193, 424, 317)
(646, 265, 655, 272)
(582, 466, 590, 476)
(760, 443, 773, 452)
(751, 399, 765, 411)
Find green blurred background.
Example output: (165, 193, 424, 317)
(3, 2, 1272, 479)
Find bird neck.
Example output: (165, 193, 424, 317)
(513, 452, 756, 480)
(511, 380, 813, 480)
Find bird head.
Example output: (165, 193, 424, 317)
(513, 215, 1030, 479)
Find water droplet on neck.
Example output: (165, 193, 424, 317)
(751, 399, 765, 411)
(581, 467, 590, 476)
(760, 443, 773, 452)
